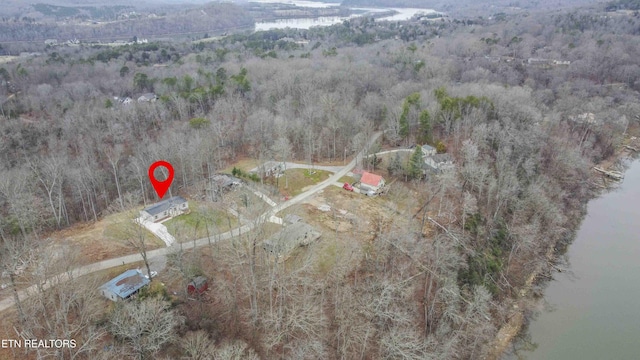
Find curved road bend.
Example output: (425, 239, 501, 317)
(0, 131, 381, 313)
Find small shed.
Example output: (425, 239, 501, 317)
(140, 196, 189, 223)
(187, 276, 208, 295)
(100, 269, 150, 302)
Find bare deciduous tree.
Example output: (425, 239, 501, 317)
(109, 297, 183, 360)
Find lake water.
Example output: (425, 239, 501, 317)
(510, 159, 640, 359)
(251, 0, 436, 31)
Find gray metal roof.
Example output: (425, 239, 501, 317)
(142, 196, 187, 216)
(211, 174, 242, 188)
(263, 222, 321, 255)
(190, 276, 208, 287)
(284, 214, 302, 224)
(100, 269, 150, 299)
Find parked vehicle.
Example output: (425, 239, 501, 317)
(144, 270, 158, 279)
(343, 182, 354, 191)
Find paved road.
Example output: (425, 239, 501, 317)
(365, 148, 414, 157)
(0, 131, 381, 313)
(249, 162, 344, 174)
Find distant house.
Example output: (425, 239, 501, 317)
(137, 93, 158, 103)
(206, 174, 242, 201)
(44, 39, 58, 46)
(139, 196, 189, 223)
(424, 153, 454, 172)
(100, 269, 150, 302)
(421, 144, 437, 157)
(114, 96, 133, 105)
(263, 222, 321, 256)
(527, 58, 551, 66)
(570, 112, 600, 125)
(359, 171, 385, 194)
(187, 276, 208, 295)
(253, 161, 284, 178)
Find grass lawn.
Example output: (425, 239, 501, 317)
(338, 175, 355, 184)
(103, 210, 166, 250)
(271, 168, 332, 197)
(164, 202, 238, 242)
(219, 157, 259, 174)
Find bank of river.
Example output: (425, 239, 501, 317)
(251, 0, 436, 30)
(507, 159, 640, 359)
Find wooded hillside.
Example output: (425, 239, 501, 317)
(0, 3, 638, 359)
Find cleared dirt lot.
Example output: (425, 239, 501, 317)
(49, 210, 165, 265)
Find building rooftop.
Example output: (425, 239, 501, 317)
(263, 222, 321, 255)
(138, 93, 157, 102)
(142, 196, 187, 216)
(210, 174, 242, 188)
(100, 269, 150, 300)
(422, 144, 436, 152)
(284, 214, 303, 224)
(361, 172, 383, 187)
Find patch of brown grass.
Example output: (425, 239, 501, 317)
(220, 157, 259, 174)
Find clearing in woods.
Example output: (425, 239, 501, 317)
(163, 201, 239, 242)
(49, 210, 165, 265)
(269, 168, 333, 197)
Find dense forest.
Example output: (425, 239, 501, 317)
(0, 3, 254, 43)
(1, 1, 639, 359)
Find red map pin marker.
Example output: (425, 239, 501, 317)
(148, 160, 174, 199)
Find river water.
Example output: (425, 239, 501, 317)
(511, 159, 640, 359)
(251, 0, 436, 31)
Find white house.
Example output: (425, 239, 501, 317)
(137, 93, 158, 103)
(421, 144, 436, 157)
(359, 171, 385, 194)
(139, 196, 188, 223)
(424, 153, 454, 172)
